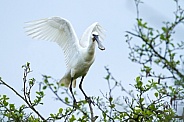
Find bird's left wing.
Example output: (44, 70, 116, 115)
(25, 17, 80, 68)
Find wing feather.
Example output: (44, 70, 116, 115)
(25, 17, 80, 68)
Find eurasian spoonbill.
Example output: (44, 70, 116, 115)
(25, 17, 105, 105)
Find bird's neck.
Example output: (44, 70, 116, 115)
(84, 39, 95, 62)
(88, 39, 96, 53)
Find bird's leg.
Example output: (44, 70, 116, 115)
(79, 76, 92, 104)
(69, 77, 77, 106)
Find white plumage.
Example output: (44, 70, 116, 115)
(25, 17, 105, 89)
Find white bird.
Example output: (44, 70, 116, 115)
(25, 17, 105, 104)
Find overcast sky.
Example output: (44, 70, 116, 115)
(0, 0, 184, 119)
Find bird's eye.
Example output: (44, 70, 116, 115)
(92, 34, 98, 37)
(92, 31, 98, 37)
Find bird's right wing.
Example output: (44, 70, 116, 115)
(25, 17, 80, 68)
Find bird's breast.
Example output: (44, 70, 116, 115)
(72, 56, 94, 79)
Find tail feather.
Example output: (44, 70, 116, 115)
(60, 77, 76, 88)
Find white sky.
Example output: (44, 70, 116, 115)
(0, 0, 184, 119)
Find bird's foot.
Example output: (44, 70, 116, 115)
(85, 96, 95, 105)
(73, 99, 78, 108)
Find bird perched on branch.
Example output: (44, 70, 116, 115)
(25, 17, 105, 105)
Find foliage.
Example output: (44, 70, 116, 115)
(126, 0, 184, 111)
(126, 0, 184, 83)
(0, 62, 43, 122)
(94, 67, 177, 122)
(0, 63, 177, 122)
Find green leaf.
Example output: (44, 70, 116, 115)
(109, 97, 113, 102)
(26, 62, 30, 67)
(149, 104, 156, 110)
(3, 95, 9, 100)
(136, 76, 141, 82)
(160, 34, 165, 40)
(144, 66, 152, 72)
(170, 43, 175, 48)
(162, 27, 167, 33)
(109, 104, 115, 108)
(135, 107, 141, 113)
(69, 115, 76, 122)
(59, 108, 63, 113)
(50, 113, 55, 118)
(140, 98, 144, 103)
(42, 85, 47, 90)
(3, 101, 8, 106)
(154, 92, 158, 98)
(137, 18, 142, 26)
(65, 97, 69, 103)
(9, 104, 15, 110)
(36, 91, 44, 97)
(105, 74, 110, 80)
(29, 78, 35, 86)
(102, 111, 107, 120)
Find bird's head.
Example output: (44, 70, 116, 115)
(92, 31, 105, 50)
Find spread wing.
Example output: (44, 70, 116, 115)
(25, 17, 80, 68)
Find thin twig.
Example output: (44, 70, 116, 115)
(0, 69, 46, 121)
